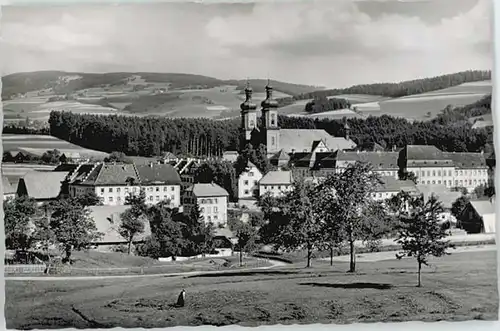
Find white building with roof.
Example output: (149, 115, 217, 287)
(259, 170, 293, 198)
(237, 161, 262, 200)
(16, 171, 70, 204)
(183, 183, 229, 226)
(371, 176, 418, 201)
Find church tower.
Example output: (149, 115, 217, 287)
(261, 80, 280, 155)
(240, 81, 258, 152)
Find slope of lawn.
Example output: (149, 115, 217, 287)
(5, 250, 497, 329)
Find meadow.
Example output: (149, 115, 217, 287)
(5, 250, 497, 329)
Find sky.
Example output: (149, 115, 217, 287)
(0, 0, 493, 88)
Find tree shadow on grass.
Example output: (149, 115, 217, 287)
(299, 282, 393, 290)
(185, 270, 296, 279)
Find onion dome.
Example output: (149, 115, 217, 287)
(240, 81, 257, 112)
(261, 79, 279, 109)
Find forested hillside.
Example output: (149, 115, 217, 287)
(46, 94, 493, 158)
(288, 70, 491, 100)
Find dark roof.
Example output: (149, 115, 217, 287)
(404, 145, 446, 160)
(135, 164, 181, 185)
(52, 164, 79, 174)
(442, 152, 487, 168)
(311, 152, 337, 170)
(83, 164, 139, 186)
(336, 151, 399, 170)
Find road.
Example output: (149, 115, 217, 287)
(4, 258, 289, 282)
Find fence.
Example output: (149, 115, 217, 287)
(4, 256, 272, 277)
(4, 264, 47, 274)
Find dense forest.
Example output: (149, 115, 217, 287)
(280, 70, 491, 101)
(304, 96, 351, 113)
(46, 94, 493, 157)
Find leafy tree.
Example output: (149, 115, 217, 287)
(3, 196, 38, 250)
(118, 208, 146, 255)
(259, 179, 323, 268)
(75, 191, 103, 207)
(180, 202, 215, 256)
(146, 202, 185, 259)
(396, 195, 455, 287)
(104, 151, 130, 163)
(228, 211, 259, 266)
(41, 149, 61, 164)
(194, 160, 238, 202)
(319, 161, 382, 272)
(398, 170, 418, 184)
(31, 216, 56, 273)
(451, 195, 470, 219)
(48, 198, 103, 263)
(125, 189, 148, 215)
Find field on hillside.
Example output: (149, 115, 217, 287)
(2, 134, 109, 158)
(5, 250, 497, 329)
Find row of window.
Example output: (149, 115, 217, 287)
(243, 180, 258, 186)
(100, 186, 176, 194)
(262, 185, 290, 190)
(201, 206, 219, 213)
(199, 198, 219, 204)
(106, 195, 176, 203)
(417, 178, 488, 186)
(243, 189, 259, 195)
(414, 169, 488, 177)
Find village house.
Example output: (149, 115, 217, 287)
(87, 205, 152, 252)
(237, 161, 262, 200)
(2, 176, 16, 200)
(62, 163, 182, 206)
(336, 150, 400, 178)
(458, 198, 496, 234)
(259, 170, 293, 198)
(371, 176, 418, 201)
(183, 183, 229, 226)
(416, 184, 462, 229)
(16, 171, 70, 205)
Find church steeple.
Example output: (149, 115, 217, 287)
(261, 78, 280, 155)
(240, 79, 258, 151)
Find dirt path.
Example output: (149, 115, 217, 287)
(5, 258, 288, 282)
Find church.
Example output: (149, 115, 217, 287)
(238, 81, 357, 160)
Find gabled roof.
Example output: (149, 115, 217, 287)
(82, 164, 139, 186)
(311, 152, 337, 170)
(260, 171, 293, 185)
(20, 171, 69, 200)
(2, 176, 16, 195)
(336, 151, 399, 170)
(161, 152, 178, 159)
(404, 145, 446, 160)
(442, 152, 487, 168)
(88, 205, 151, 243)
(356, 141, 385, 152)
(135, 164, 181, 185)
(375, 176, 417, 193)
(278, 129, 356, 153)
(189, 183, 229, 197)
(469, 199, 495, 216)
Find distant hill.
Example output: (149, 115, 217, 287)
(1, 71, 323, 100)
(293, 70, 491, 100)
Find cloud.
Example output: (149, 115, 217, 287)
(205, 0, 491, 59)
(0, 0, 492, 87)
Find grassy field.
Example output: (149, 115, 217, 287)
(5, 250, 497, 329)
(2, 134, 108, 157)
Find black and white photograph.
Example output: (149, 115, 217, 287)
(1, 0, 498, 329)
